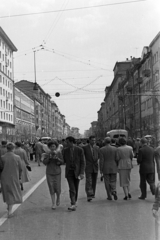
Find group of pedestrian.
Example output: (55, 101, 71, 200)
(0, 133, 160, 217)
(41, 134, 160, 212)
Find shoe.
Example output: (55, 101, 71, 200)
(52, 205, 56, 210)
(138, 196, 146, 200)
(123, 196, 128, 200)
(112, 192, 118, 200)
(87, 197, 92, 202)
(68, 205, 76, 211)
(107, 197, 112, 201)
(128, 193, 132, 199)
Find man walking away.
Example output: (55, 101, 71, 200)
(99, 137, 118, 201)
(83, 136, 100, 202)
(63, 136, 85, 211)
(35, 139, 44, 166)
(137, 138, 156, 200)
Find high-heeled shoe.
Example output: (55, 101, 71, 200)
(123, 196, 128, 200)
(128, 193, 131, 199)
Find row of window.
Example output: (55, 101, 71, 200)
(0, 100, 13, 111)
(152, 51, 159, 65)
(0, 51, 12, 68)
(16, 109, 35, 123)
(0, 87, 13, 100)
(0, 63, 12, 78)
(141, 98, 152, 111)
(0, 112, 13, 122)
(141, 79, 152, 93)
(0, 39, 12, 57)
(0, 75, 13, 89)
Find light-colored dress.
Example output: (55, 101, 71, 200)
(14, 147, 30, 183)
(1, 152, 23, 204)
(116, 145, 133, 187)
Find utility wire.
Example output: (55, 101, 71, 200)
(0, 0, 147, 18)
(43, 0, 69, 44)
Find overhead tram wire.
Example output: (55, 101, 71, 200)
(54, 76, 104, 93)
(43, 46, 112, 69)
(13, 44, 112, 72)
(0, 0, 147, 19)
(40, 46, 112, 72)
(43, 0, 70, 44)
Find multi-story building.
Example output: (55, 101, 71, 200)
(15, 87, 35, 141)
(96, 31, 160, 145)
(97, 61, 132, 138)
(0, 27, 17, 141)
(64, 122, 70, 138)
(15, 80, 52, 138)
(149, 32, 160, 142)
(90, 121, 98, 136)
(70, 127, 81, 139)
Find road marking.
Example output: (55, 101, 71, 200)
(0, 175, 46, 226)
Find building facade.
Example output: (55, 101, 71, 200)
(96, 31, 160, 145)
(15, 87, 35, 141)
(0, 27, 17, 141)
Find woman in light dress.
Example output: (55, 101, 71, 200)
(116, 138, 134, 200)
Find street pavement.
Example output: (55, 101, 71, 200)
(0, 159, 157, 240)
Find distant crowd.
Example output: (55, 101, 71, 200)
(0, 135, 160, 218)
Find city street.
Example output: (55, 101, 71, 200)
(0, 160, 157, 240)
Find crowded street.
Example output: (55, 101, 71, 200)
(0, 1, 160, 240)
(0, 159, 157, 240)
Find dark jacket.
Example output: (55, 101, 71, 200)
(83, 144, 100, 173)
(137, 145, 155, 174)
(99, 145, 118, 174)
(63, 145, 85, 178)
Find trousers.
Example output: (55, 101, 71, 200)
(103, 173, 117, 198)
(85, 172, 98, 197)
(67, 170, 80, 205)
(139, 172, 155, 198)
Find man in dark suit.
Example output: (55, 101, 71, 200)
(83, 136, 100, 201)
(63, 136, 85, 211)
(99, 137, 118, 200)
(137, 137, 156, 200)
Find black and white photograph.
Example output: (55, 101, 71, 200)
(0, 0, 160, 239)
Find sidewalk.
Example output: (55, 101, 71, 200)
(0, 161, 46, 218)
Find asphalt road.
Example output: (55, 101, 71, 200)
(0, 160, 157, 240)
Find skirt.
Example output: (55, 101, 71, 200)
(46, 173, 61, 195)
(119, 169, 131, 187)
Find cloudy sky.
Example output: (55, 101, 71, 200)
(0, 0, 159, 134)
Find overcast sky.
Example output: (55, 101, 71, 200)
(0, 0, 159, 134)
